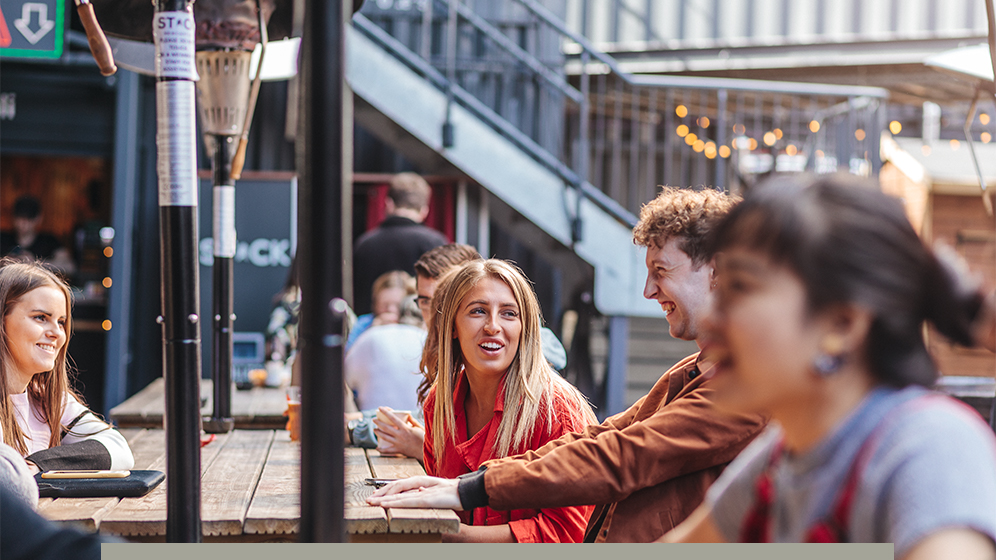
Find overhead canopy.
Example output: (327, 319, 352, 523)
(883, 135, 996, 192)
(925, 43, 995, 83)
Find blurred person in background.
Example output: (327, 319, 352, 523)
(353, 172, 447, 316)
(345, 295, 425, 413)
(345, 270, 416, 351)
(1, 196, 75, 277)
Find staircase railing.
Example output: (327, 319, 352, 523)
(355, 0, 890, 229)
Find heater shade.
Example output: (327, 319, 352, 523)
(91, 0, 290, 48)
(196, 50, 254, 138)
(90, 0, 365, 47)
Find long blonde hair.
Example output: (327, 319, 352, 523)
(0, 259, 78, 454)
(422, 259, 595, 460)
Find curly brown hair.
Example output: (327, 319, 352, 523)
(632, 186, 739, 266)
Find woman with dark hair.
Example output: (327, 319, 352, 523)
(0, 259, 133, 472)
(661, 175, 996, 558)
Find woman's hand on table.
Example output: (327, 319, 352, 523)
(373, 407, 424, 459)
(366, 476, 463, 510)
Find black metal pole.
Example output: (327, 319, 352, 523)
(154, 0, 202, 543)
(298, 0, 347, 542)
(204, 134, 235, 434)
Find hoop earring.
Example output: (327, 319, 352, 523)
(812, 353, 844, 377)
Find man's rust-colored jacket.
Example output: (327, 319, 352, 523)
(483, 353, 766, 542)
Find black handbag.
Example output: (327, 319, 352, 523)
(35, 470, 165, 498)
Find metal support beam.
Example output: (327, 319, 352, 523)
(716, 89, 728, 191)
(104, 69, 140, 414)
(456, 179, 468, 244)
(477, 188, 490, 258)
(298, 0, 347, 542)
(605, 316, 629, 416)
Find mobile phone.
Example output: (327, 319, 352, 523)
(364, 478, 397, 488)
(40, 470, 131, 479)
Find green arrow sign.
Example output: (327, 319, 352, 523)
(0, 0, 64, 60)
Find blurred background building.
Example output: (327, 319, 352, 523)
(1, 0, 993, 417)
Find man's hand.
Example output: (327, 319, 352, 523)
(366, 476, 463, 510)
(373, 407, 425, 459)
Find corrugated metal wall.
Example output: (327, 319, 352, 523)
(566, 0, 988, 45)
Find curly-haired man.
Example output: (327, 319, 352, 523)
(369, 186, 767, 542)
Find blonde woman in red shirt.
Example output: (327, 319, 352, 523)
(418, 259, 596, 542)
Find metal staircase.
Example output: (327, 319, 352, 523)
(347, 0, 890, 413)
(348, 0, 888, 318)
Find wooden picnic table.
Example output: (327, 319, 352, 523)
(109, 378, 289, 430)
(37, 428, 460, 542)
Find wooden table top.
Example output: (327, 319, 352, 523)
(110, 378, 289, 430)
(38, 428, 460, 543)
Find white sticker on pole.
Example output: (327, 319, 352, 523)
(156, 81, 198, 206)
(213, 186, 237, 258)
(153, 11, 199, 80)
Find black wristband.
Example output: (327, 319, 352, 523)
(456, 466, 489, 510)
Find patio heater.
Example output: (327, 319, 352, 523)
(89, 1, 291, 435)
(195, 2, 273, 434)
(83, 0, 292, 541)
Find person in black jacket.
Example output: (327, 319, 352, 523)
(353, 173, 448, 315)
(0, 485, 118, 560)
(0, 196, 75, 276)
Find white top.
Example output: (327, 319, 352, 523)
(345, 323, 426, 414)
(5, 391, 134, 470)
(0, 442, 37, 508)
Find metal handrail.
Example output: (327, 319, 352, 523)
(353, 13, 638, 227)
(357, 0, 888, 226)
(445, 0, 583, 104)
(514, 0, 889, 98)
